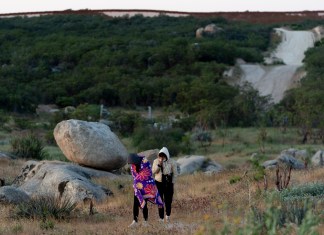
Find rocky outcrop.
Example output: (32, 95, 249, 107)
(196, 27, 204, 38)
(263, 151, 305, 169)
(0, 186, 30, 204)
(196, 24, 222, 38)
(312, 26, 324, 40)
(311, 150, 324, 167)
(54, 119, 128, 171)
(281, 148, 308, 161)
(278, 154, 305, 169)
(177, 155, 222, 175)
(12, 160, 117, 204)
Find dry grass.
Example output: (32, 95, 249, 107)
(1, 164, 324, 234)
(1, 130, 324, 235)
(0, 158, 25, 185)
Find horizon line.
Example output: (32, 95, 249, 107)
(1, 8, 324, 16)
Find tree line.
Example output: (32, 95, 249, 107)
(0, 14, 323, 129)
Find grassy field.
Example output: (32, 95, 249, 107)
(0, 126, 324, 234)
(1, 160, 324, 234)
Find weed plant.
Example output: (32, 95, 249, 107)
(280, 183, 324, 199)
(10, 134, 48, 160)
(15, 194, 76, 220)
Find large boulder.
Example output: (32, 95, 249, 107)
(204, 24, 222, 35)
(281, 148, 308, 161)
(195, 24, 222, 38)
(12, 160, 118, 204)
(312, 26, 324, 40)
(262, 159, 278, 169)
(177, 155, 222, 175)
(0, 186, 30, 204)
(311, 150, 324, 167)
(196, 27, 204, 38)
(263, 155, 305, 169)
(278, 155, 305, 169)
(54, 119, 128, 171)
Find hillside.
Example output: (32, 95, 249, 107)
(0, 12, 323, 129)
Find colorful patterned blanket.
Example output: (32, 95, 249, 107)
(131, 157, 163, 208)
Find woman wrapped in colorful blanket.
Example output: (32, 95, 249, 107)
(128, 153, 163, 227)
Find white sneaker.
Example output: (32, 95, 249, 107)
(158, 218, 164, 223)
(128, 220, 138, 227)
(165, 216, 170, 223)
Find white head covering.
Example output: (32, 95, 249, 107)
(158, 147, 170, 160)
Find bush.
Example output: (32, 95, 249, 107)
(173, 116, 197, 132)
(193, 131, 212, 147)
(10, 134, 48, 160)
(280, 183, 324, 199)
(0, 110, 9, 128)
(14, 117, 31, 129)
(70, 104, 100, 121)
(250, 192, 319, 231)
(15, 194, 76, 220)
(40, 220, 55, 230)
(109, 110, 142, 136)
(50, 111, 69, 128)
(45, 130, 56, 145)
(132, 126, 186, 155)
(229, 175, 242, 184)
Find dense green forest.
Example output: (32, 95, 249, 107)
(0, 14, 323, 129)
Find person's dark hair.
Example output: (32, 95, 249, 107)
(158, 152, 167, 159)
(128, 153, 142, 165)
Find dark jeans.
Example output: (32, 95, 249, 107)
(133, 195, 148, 222)
(156, 177, 174, 219)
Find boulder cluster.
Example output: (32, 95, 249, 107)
(1, 119, 128, 205)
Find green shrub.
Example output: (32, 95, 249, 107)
(45, 130, 56, 145)
(229, 175, 242, 184)
(50, 111, 69, 127)
(109, 110, 142, 136)
(193, 131, 212, 147)
(280, 183, 324, 199)
(15, 195, 76, 220)
(14, 117, 31, 129)
(250, 192, 318, 231)
(11, 223, 23, 234)
(10, 134, 48, 160)
(173, 116, 197, 132)
(132, 126, 186, 155)
(40, 220, 55, 230)
(70, 104, 100, 121)
(0, 110, 9, 128)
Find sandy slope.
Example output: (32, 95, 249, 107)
(273, 28, 315, 65)
(237, 28, 316, 103)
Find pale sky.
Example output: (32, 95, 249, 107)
(1, 0, 324, 14)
